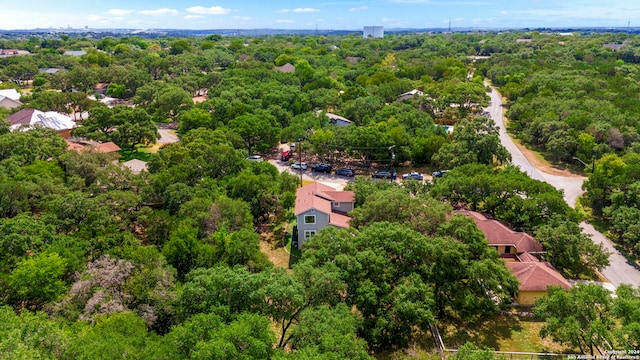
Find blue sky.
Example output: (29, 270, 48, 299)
(2, 1, 639, 30)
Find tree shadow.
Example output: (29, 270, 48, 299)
(442, 313, 523, 350)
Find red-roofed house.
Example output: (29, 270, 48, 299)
(66, 139, 121, 154)
(457, 210, 571, 305)
(456, 210, 543, 255)
(506, 259, 572, 305)
(294, 182, 354, 249)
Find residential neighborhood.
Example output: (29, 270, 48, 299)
(0, 26, 639, 358)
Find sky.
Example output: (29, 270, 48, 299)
(1, 0, 640, 30)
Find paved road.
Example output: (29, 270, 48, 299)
(486, 84, 640, 288)
(268, 159, 351, 190)
(158, 129, 180, 144)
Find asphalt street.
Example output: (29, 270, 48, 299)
(486, 84, 640, 288)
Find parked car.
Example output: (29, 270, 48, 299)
(291, 162, 308, 170)
(372, 170, 394, 179)
(335, 168, 354, 177)
(432, 170, 449, 178)
(311, 163, 332, 173)
(402, 172, 424, 180)
(281, 150, 292, 161)
(246, 155, 263, 162)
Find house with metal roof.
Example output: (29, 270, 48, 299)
(6, 108, 76, 138)
(325, 112, 354, 126)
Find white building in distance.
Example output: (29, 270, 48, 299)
(363, 26, 384, 38)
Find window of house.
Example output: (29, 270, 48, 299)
(304, 215, 315, 224)
(333, 201, 340, 207)
(304, 230, 316, 239)
(504, 245, 512, 254)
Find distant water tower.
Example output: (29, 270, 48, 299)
(363, 26, 384, 38)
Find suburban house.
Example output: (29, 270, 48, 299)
(276, 63, 295, 73)
(122, 159, 148, 174)
(396, 89, 424, 102)
(294, 182, 354, 249)
(325, 112, 354, 126)
(506, 258, 572, 305)
(67, 139, 121, 154)
(0, 89, 22, 109)
(93, 83, 109, 96)
(457, 210, 571, 306)
(6, 108, 76, 138)
(460, 210, 543, 256)
(0, 49, 30, 57)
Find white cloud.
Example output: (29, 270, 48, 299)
(232, 16, 252, 21)
(138, 8, 178, 16)
(108, 9, 135, 16)
(186, 6, 232, 15)
(184, 15, 203, 19)
(87, 14, 109, 23)
(293, 8, 320, 13)
(349, 6, 368, 12)
(277, 9, 291, 13)
(276, 19, 295, 23)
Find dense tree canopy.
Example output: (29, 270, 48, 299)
(1, 30, 640, 357)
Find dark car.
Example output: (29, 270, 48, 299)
(372, 170, 394, 179)
(432, 170, 449, 178)
(311, 163, 332, 173)
(402, 172, 424, 181)
(335, 168, 354, 177)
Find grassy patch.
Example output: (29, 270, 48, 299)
(119, 149, 152, 162)
(259, 241, 291, 270)
(442, 314, 564, 354)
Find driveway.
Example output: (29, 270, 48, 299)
(486, 84, 640, 288)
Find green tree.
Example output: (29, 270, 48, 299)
(289, 304, 372, 360)
(534, 218, 610, 278)
(227, 114, 278, 153)
(534, 284, 615, 356)
(8, 252, 67, 308)
(178, 108, 215, 135)
(432, 117, 510, 167)
(613, 285, 640, 349)
(65, 312, 165, 360)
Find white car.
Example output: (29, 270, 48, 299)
(291, 162, 308, 170)
(246, 155, 263, 162)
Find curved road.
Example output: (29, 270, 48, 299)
(486, 85, 640, 288)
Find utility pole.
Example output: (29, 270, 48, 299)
(298, 138, 303, 186)
(389, 145, 396, 181)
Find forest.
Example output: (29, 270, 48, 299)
(1, 30, 640, 357)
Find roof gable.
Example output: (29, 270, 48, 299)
(295, 182, 354, 228)
(457, 210, 543, 253)
(6, 108, 36, 126)
(506, 261, 571, 291)
(0, 89, 21, 101)
(7, 109, 76, 131)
